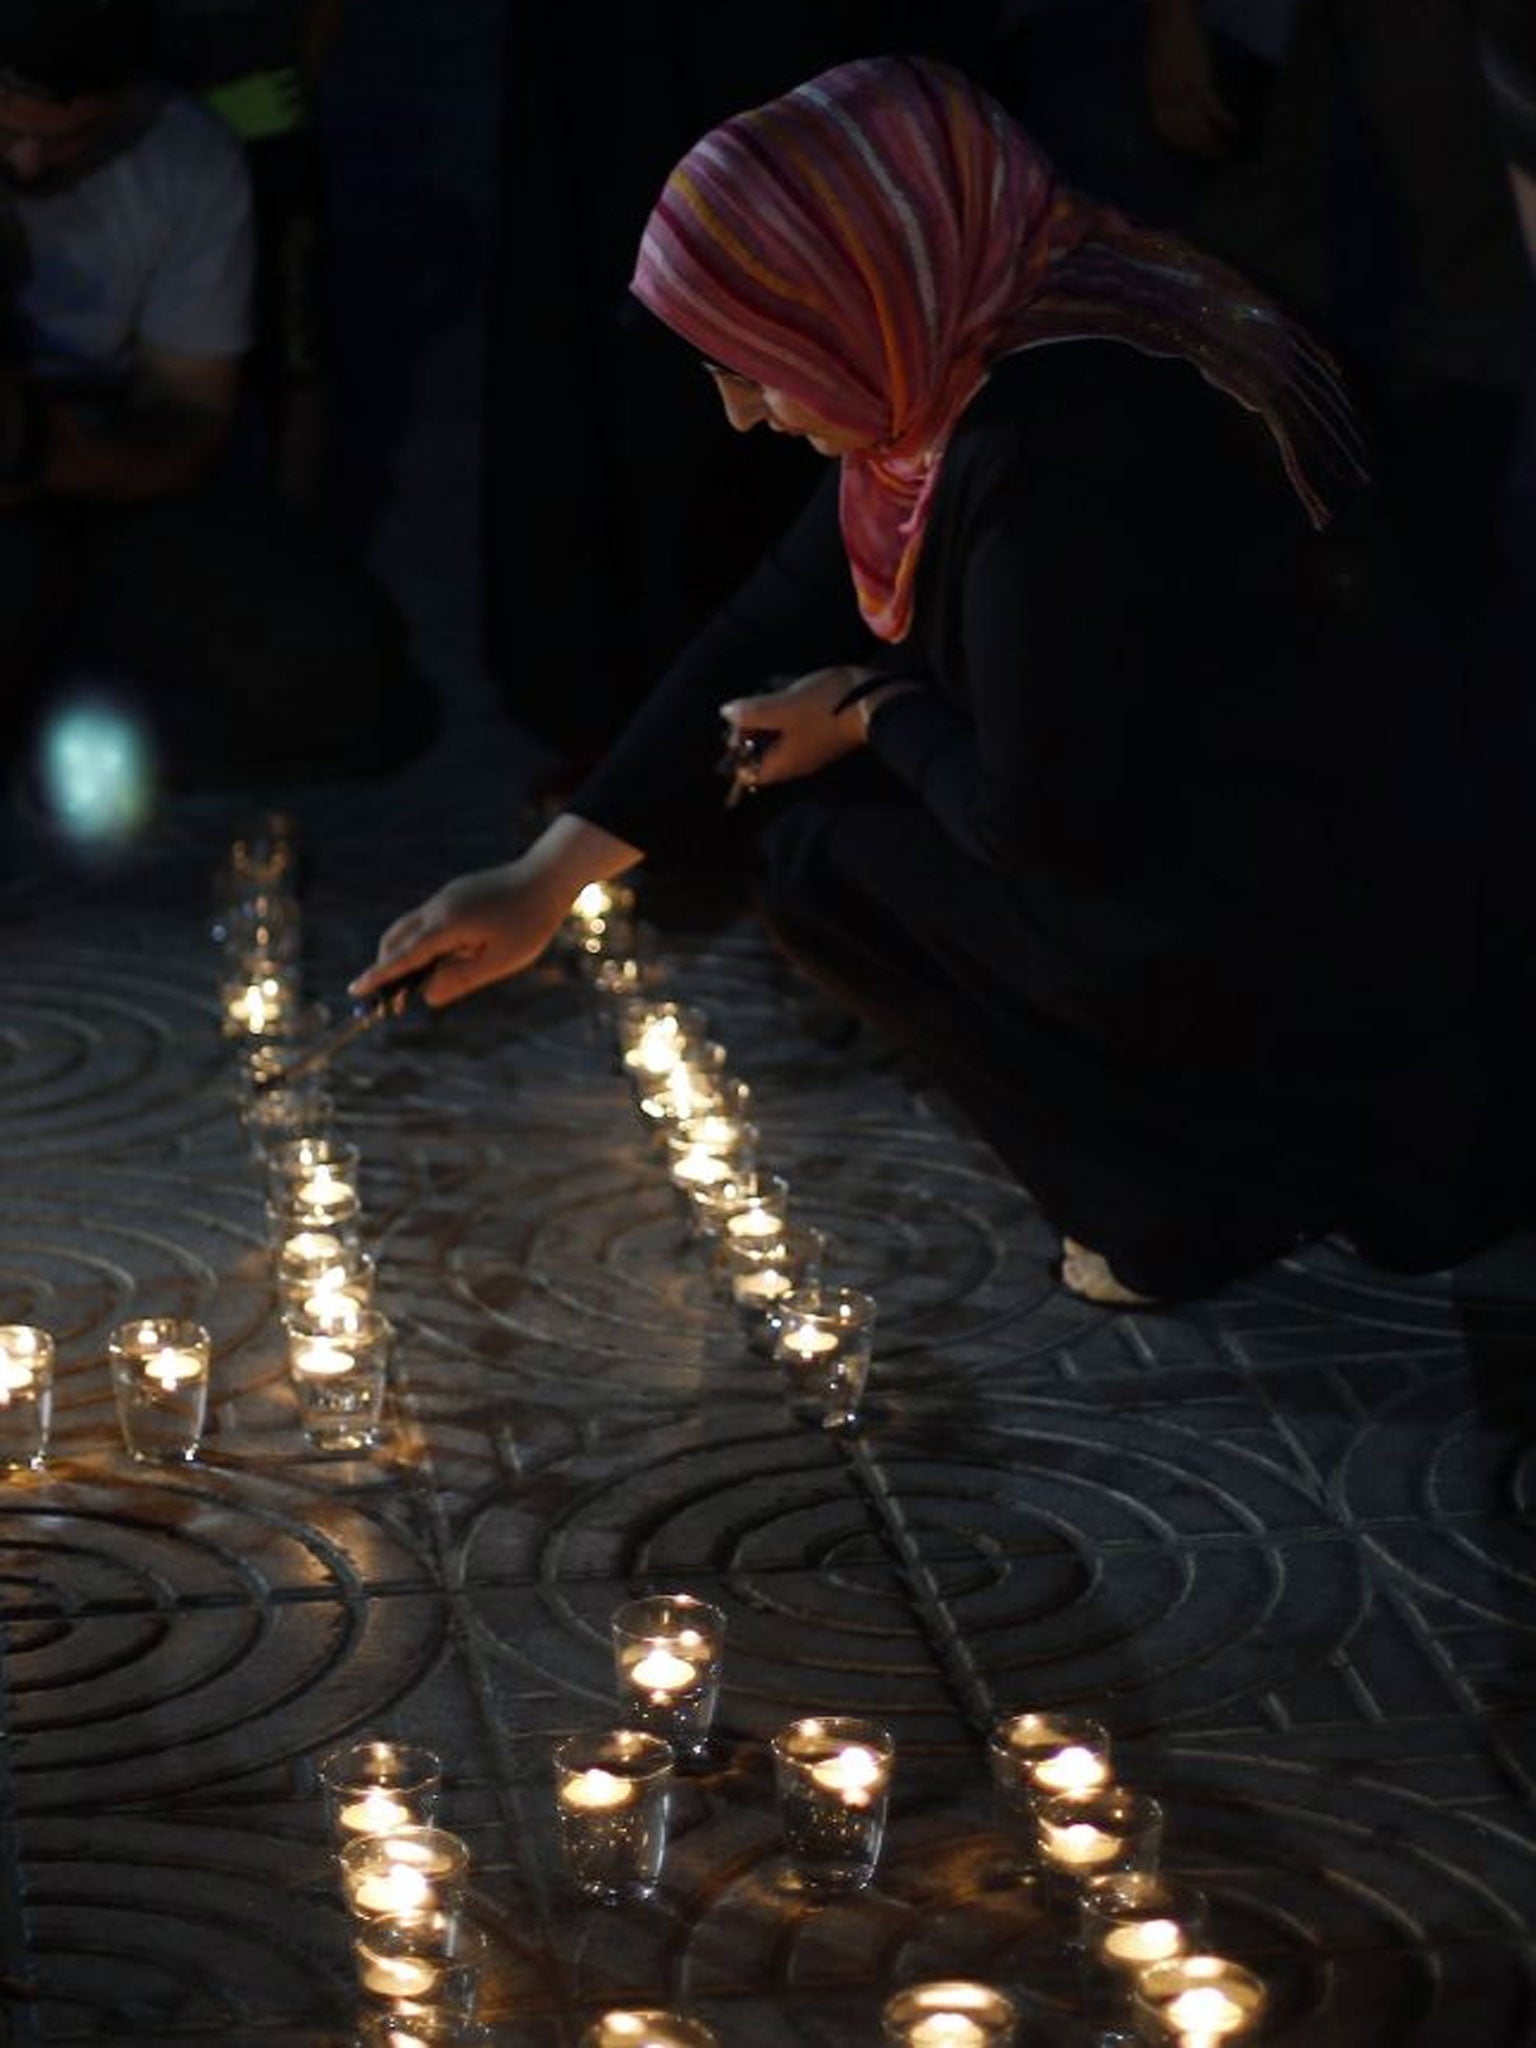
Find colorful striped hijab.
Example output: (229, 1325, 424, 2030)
(632, 54, 1361, 643)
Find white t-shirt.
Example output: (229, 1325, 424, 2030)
(15, 90, 254, 385)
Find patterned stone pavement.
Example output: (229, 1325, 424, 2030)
(1, 4, 1534, 2044)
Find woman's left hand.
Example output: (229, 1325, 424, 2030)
(719, 665, 880, 790)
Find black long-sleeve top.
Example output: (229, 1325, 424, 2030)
(573, 340, 1468, 997)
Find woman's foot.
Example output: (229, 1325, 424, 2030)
(1059, 1237, 1159, 1307)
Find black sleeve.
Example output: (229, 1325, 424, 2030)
(863, 406, 1175, 882)
(864, 347, 1320, 886)
(568, 469, 887, 864)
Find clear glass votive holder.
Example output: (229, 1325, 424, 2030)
(285, 1308, 391, 1453)
(635, 1046, 742, 1129)
(721, 1224, 826, 1351)
(987, 1710, 1113, 1827)
(320, 1739, 443, 1844)
(0, 1325, 53, 1470)
(772, 1284, 876, 1430)
(226, 806, 298, 889)
(274, 1223, 367, 1303)
(881, 1980, 1020, 2047)
(579, 2013, 721, 2048)
(1035, 1787, 1163, 1898)
(354, 1910, 486, 2022)
(689, 1168, 789, 1247)
(354, 2006, 483, 2046)
(665, 1116, 759, 1195)
(772, 1714, 894, 1897)
(1079, 1872, 1209, 2040)
(219, 961, 302, 1040)
(340, 1826, 469, 1924)
(212, 883, 302, 960)
(267, 1136, 362, 1228)
(288, 1254, 378, 1335)
(553, 1727, 674, 1904)
(716, 1185, 797, 1265)
(241, 1080, 334, 1158)
(585, 954, 666, 1005)
(1131, 1953, 1268, 2045)
(611, 1592, 725, 1763)
(238, 1001, 332, 1094)
(108, 1317, 210, 1464)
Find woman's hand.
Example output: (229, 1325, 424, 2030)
(719, 665, 881, 789)
(348, 860, 565, 1007)
(350, 815, 644, 1008)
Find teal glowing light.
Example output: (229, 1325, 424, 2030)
(37, 698, 156, 842)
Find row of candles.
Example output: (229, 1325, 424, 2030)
(545, 892, 1275, 2046)
(562, 883, 880, 1432)
(215, 821, 399, 1457)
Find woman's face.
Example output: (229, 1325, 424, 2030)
(703, 363, 874, 456)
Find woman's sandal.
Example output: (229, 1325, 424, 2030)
(1059, 1237, 1160, 1307)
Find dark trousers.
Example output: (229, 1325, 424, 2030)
(0, 479, 436, 790)
(743, 764, 1507, 1299)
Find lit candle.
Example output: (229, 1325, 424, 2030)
(289, 1335, 357, 1379)
(560, 1767, 636, 1813)
(337, 1787, 413, 1838)
(358, 1950, 440, 2000)
(1042, 1820, 1121, 1869)
(629, 1021, 681, 1074)
(1103, 1918, 1186, 1967)
(908, 2018, 988, 2048)
(1032, 1743, 1111, 1798)
(1168, 1987, 1248, 2044)
(881, 1981, 1018, 2048)
(573, 881, 620, 922)
(669, 1146, 735, 1189)
(225, 971, 296, 1037)
(629, 1648, 698, 1695)
(732, 1267, 793, 1305)
(807, 1745, 884, 1805)
(781, 1323, 840, 1361)
(724, 1204, 787, 1246)
(352, 1863, 434, 1916)
(145, 1346, 205, 1390)
(0, 1329, 42, 1398)
(293, 1164, 356, 1218)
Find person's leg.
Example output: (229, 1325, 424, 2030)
(750, 784, 1309, 1300)
(70, 483, 437, 786)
